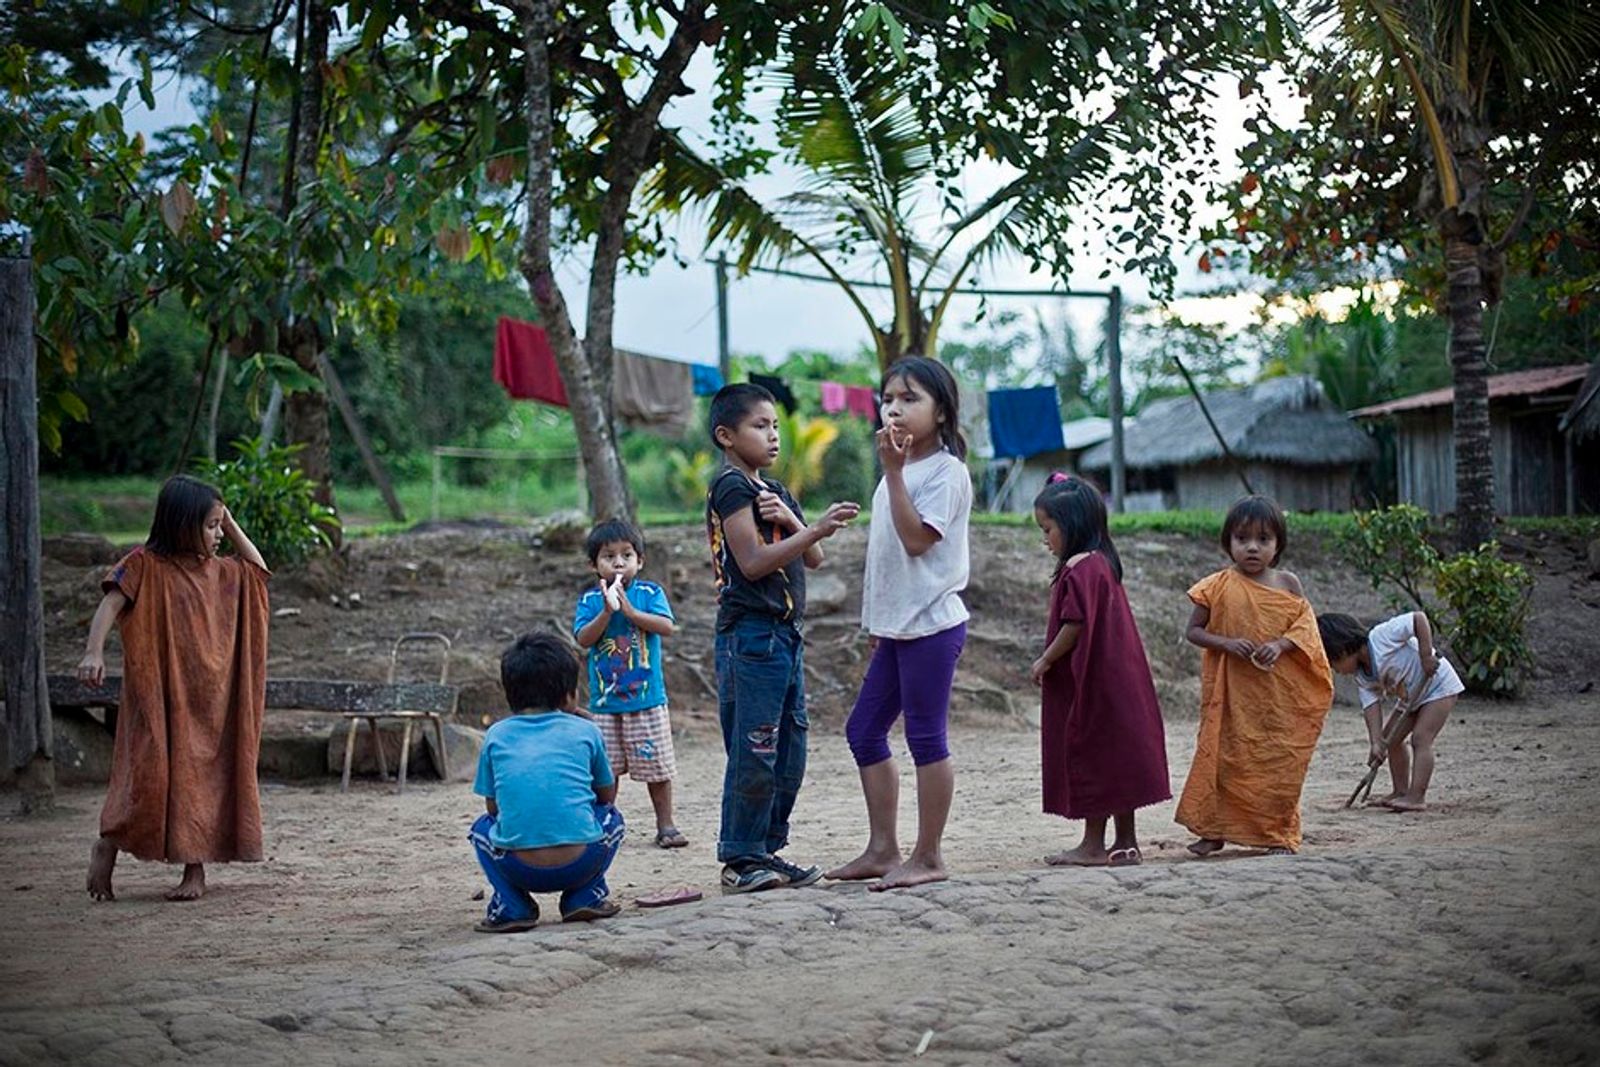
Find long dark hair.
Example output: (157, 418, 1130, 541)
(1033, 474, 1122, 581)
(881, 355, 967, 459)
(146, 474, 222, 557)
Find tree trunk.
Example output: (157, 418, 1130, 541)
(278, 0, 340, 537)
(1, 238, 56, 814)
(1444, 224, 1494, 549)
(516, 0, 708, 523)
(1441, 99, 1495, 552)
(515, 0, 631, 522)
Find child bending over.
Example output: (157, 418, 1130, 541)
(1317, 611, 1464, 812)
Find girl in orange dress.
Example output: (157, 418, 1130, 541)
(1176, 495, 1334, 856)
(77, 475, 271, 901)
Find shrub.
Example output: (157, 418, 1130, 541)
(1339, 504, 1439, 613)
(810, 415, 875, 507)
(1433, 543, 1534, 695)
(198, 438, 339, 567)
(665, 448, 719, 510)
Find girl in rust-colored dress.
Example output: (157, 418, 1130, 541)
(77, 475, 270, 901)
(1030, 475, 1170, 867)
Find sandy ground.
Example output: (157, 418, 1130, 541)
(3, 691, 1599, 1066)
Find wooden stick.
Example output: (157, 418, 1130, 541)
(1344, 691, 1416, 809)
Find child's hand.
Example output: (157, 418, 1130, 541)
(76, 651, 106, 688)
(813, 501, 861, 538)
(1030, 655, 1050, 686)
(756, 490, 801, 532)
(1420, 650, 1439, 678)
(1368, 740, 1386, 766)
(876, 426, 911, 474)
(601, 575, 623, 613)
(1251, 639, 1286, 669)
(1222, 637, 1257, 661)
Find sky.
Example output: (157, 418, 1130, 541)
(92, 23, 1301, 377)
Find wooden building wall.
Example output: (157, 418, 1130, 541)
(1393, 406, 1574, 515)
(1174, 461, 1360, 512)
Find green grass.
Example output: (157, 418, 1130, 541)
(39, 474, 1600, 543)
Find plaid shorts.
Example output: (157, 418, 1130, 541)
(596, 704, 677, 783)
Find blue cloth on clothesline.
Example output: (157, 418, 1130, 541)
(692, 364, 725, 396)
(987, 386, 1065, 458)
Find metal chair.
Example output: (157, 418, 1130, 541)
(340, 632, 454, 792)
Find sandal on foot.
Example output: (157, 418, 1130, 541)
(654, 827, 689, 849)
(473, 916, 540, 934)
(1107, 847, 1142, 867)
(562, 900, 622, 923)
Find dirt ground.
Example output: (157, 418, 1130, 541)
(4, 522, 1599, 1064)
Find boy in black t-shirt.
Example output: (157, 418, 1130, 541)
(704, 383, 860, 893)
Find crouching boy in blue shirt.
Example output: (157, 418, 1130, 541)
(468, 632, 625, 932)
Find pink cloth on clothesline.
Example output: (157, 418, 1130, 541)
(820, 381, 847, 414)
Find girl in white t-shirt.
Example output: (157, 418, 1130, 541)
(1318, 611, 1465, 811)
(826, 356, 972, 891)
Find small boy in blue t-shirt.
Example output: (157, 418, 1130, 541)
(468, 632, 624, 933)
(573, 519, 685, 849)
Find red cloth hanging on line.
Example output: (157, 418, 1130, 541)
(844, 385, 877, 418)
(493, 317, 568, 407)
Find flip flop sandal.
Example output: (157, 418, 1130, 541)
(654, 827, 690, 849)
(1107, 847, 1142, 867)
(473, 916, 541, 934)
(636, 885, 704, 909)
(562, 900, 622, 923)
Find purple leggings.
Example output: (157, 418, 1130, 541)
(845, 623, 966, 768)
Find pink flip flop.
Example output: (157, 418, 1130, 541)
(635, 885, 704, 909)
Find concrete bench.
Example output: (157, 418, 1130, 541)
(47, 674, 459, 792)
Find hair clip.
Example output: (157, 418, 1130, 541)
(1046, 471, 1070, 484)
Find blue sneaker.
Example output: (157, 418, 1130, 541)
(765, 855, 823, 888)
(721, 861, 784, 895)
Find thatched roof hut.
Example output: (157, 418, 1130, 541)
(1079, 376, 1376, 511)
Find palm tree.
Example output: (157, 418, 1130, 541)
(1314, 0, 1599, 549)
(645, 41, 1112, 373)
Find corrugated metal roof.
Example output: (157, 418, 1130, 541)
(1351, 364, 1591, 418)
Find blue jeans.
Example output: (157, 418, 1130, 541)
(715, 616, 808, 864)
(468, 805, 624, 922)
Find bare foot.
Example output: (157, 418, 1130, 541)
(1044, 844, 1109, 867)
(86, 838, 117, 902)
(826, 849, 901, 881)
(1186, 838, 1225, 857)
(868, 856, 948, 892)
(165, 864, 206, 901)
(1386, 797, 1428, 812)
(1369, 792, 1403, 807)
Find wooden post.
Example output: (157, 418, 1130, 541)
(0, 229, 56, 813)
(1106, 285, 1126, 512)
(316, 352, 405, 522)
(1173, 352, 1256, 496)
(715, 254, 731, 384)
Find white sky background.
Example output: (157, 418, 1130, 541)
(94, 19, 1305, 378)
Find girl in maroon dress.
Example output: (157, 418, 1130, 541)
(1029, 474, 1170, 866)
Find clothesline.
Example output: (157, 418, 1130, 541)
(493, 318, 1073, 459)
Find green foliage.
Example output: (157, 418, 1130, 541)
(770, 410, 839, 502)
(1433, 544, 1535, 695)
(664, 448, 719, 510)
(199, 438, 338, 567)
(811, 415, 876, 508)
(1339, 505, 1440, 613)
